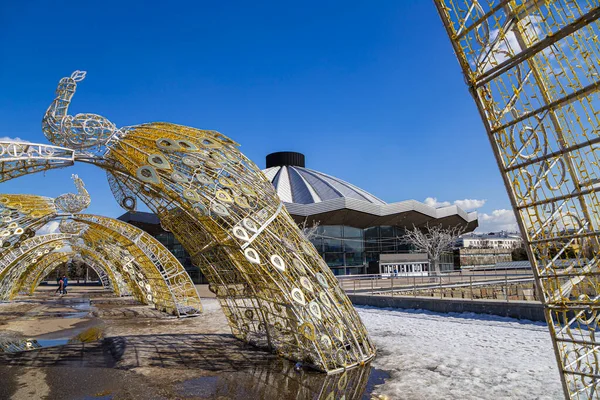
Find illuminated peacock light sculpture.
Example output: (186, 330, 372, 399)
(0, 71, 375, 372)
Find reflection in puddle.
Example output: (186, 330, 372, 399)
(0, 326, 104, 353)
(36, 339, 70, 348)
(175, 363, 388, 400)
(0, 338, 42, 353)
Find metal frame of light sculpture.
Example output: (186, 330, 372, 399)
(0, 177, 202, 317)
(0, 233, 72, 278)
(19, 252, 72, 295)
(78, 222, 195, 314)
(73, 214, 202, 315)
(0, 241, 67, 300)
(0, 71, 376, 372)
(70, 244, 131, 297)
(17, 251, 115, 297)
(434, 1, 600, 397)
(0, 141, 74, 183)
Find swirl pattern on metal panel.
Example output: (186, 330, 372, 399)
(434, 1, 600, 397)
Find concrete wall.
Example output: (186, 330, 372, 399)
(349, 294, 545, 322)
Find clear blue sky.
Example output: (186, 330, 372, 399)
(0, 0, 515, 231)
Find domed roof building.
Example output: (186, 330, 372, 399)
(263, 152, 478, 275)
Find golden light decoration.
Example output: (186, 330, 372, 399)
(0, 70, 376, 372)
(0, 176, 202, 317)
(435, 1, 600, 397)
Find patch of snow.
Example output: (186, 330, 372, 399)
(358, 306, 562, 400)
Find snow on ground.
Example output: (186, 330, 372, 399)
(358, 306, 562, 400)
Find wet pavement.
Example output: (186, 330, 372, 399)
(0, 286, 387, 399)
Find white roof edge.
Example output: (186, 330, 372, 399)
(282, 197, 479, 224)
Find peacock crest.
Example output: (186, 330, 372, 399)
(54, 174, 91, 214)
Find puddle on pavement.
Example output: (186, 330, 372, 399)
(0, 326, 104, 353)
(36, 338, 70, 348)
(175, 364, 389, 400)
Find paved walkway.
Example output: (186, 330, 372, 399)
(0, 286, 378, 400)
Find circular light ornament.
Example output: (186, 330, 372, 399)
(211, 203, 230, 217)
(270, 255, 286, 272)
(121, 196, 136, 211)
(242, 218, 258, 233)
(291, 288, 306, 306)
(244, 248, 261, 264)
(293, 259, 306, 274)
(315, 273, 329, 288)
(232, 226, 250, 241)
(300, 277, 313, 292)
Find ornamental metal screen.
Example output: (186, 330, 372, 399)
(434, 1, 600, 397)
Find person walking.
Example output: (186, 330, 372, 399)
(62, 275, 68, 295)
(56, 278, 64, 295)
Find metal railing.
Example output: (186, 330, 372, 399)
(337, 270, 537, 302)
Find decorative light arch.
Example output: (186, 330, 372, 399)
(0, 233, 72, 280)
(16, 251, 117, 298)
(435, 1, 600, 396)
(0, 240, 67, 300)
(0, 178, 202, 317)
(73, 214, 201, 315)
(0, 71, 376, 371)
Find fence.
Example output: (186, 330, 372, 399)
(337, 270, 538, 302)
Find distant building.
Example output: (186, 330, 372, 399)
(263, 152, 478, 275)
(379, 253, 454, 276)
(454, 247, 513, 269)
(457, 232, 522, 250)
(118, 151, 479, 278)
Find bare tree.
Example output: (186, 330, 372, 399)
(403, 224, 465, 275)
(69, 259, 85, 283)
(299, 219, 320, 241)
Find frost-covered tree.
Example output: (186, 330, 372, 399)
(403, 224, 465, 275)
(299, 219, 320, 241)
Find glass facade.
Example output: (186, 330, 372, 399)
(151, 232, 204, 283)
(364, 226, 413, 263)
(308, 225, 429, 275)
(121, 212, 454, 279)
